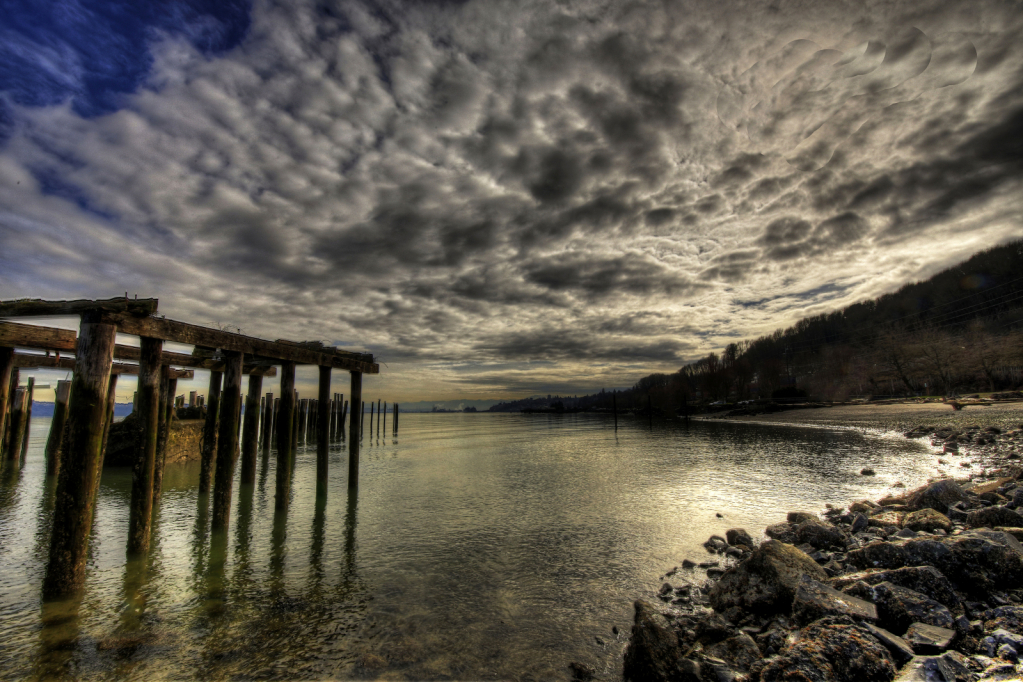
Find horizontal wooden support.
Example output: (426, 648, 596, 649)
(109, 314, 378, 373)
(113, 345, 276, 376)
(0, 320, 77, 352)
(0, 296, 158, 318)
(163, 367, 195, 380)
(13, 352, 193, 378)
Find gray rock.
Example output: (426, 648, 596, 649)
(847, 540, 908, 570)
(981, 629, 1023, 659)
(831, 566, 961, 613)
(903, 508, 952, 533)
(792, 575, 878, 626)
(901, 531, 1023, 597)
(934, 650, 973, 682)
(904, 622, 956, 654)
(765, 522, 798, 544)
(788, 511, 818, 524)
(708, 540, 827, 615)
(726, 528, 754, 547)
(871, 582, 956, 635)
(797, 519, 849, 549)
(622, 601, 686, 682)
(865, 623, 916, 666)
(703, 632, 762, 673)
(750, 616, 897, 682)
(967, 505, 1023, 529)
(907, 479, 972, 513)
(852, 513, 870, 533)
(704, 535, 729, 553)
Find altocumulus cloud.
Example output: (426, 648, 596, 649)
(1, 0, 1022, 400)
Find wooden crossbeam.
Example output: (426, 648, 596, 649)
(109, 314, 378, 373)
(13, 351, 195, 379)
(0, 320, 77, 352)
(113, 345, 276, 376)
(0, 297, 158, 318)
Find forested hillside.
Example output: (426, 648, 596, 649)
(504, 239, 1023, 413)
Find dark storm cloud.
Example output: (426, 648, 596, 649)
(3, 0, 1023, 401)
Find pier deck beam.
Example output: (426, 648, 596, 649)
(42, 313, 116, 600)
(127, 337, 162, 555)
(212, 351, 243, 530)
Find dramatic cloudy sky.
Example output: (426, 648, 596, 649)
(1, 0, 1021, 402)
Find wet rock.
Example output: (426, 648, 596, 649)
(901, 531, 1023, 597)
(705, 535, 729, 553)
(865, 623, 916, 667)
(765, 522, 798, 544)
(726, 528, 755, 547)
(852, 513, 870, 533)
(750, 616, 896, 682)
(904, 622, 956, 654)
(981, 605, 1023, 634)
(981, 629, 1023, 659)
(797, 519, 849, 550)
(967, 506, 1023, 529)
(709, 540, 827, 615)
(694, 612, 735, 644)
(870, 582, 956, 635)
(907, 480, 972, 514)
(568, 661, 595, 681)
(863, 468, 878, 476)
(682, 559, 697, 569)
(903, 509, 953, 534)
(622, 601, 684, 682)
(830, 566, 962, 615)
(847, 541, 908, 570)
(869, 511, 906, 529)
(704, 632, 762, 672)
(788, 511, 819, 524)
(792, 575, 878, 626)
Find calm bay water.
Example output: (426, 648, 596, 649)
(0, 412, 940, 680)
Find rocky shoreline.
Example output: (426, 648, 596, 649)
(603, 421, 1023, 681)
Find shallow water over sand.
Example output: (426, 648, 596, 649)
(1, 412, 940, 680)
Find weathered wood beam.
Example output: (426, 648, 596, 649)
(0, 320, 77, 352)
(114, 345, 276, 376)
(45, 380, 71, 478)
(0, 297, 158, 318)
(317, 366, 330, 496)
(127, 338, 161, 556)
(212, 351, 243, 530)
(12, 351, 193, 378)
(348, 372, 362, 489)
(239, 374, 262, 486)
(42, 312, 117, 600)
(199, 370, 222, 495)
(275, 363, 296, 511)
(107, 314, 378, 373)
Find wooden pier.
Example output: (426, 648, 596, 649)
(0, 297, 379, 601)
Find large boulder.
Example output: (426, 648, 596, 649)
(846, 541, 908, 570)
(792, 575, 878, 626)
(901, 530, 1023, 597)
(868, 583, 956, 635)
(622, 601, 689, 682)
(967, 505, 1023, 529)
(704, 632, 762, 673)
(902, 509, 952, 534)
(750, 616, 896, 682)
(796, 519, 848, 549)
(830, 566, 961, 614)
(709, 541, 827, 615)
(905, 480, 971, 513)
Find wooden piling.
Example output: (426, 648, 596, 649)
(261, 392, 273, 452)
(647, 394, 652, 428)
(348, 372, 362, 488)
(42, 313, 116, 600)
(153, 375, 176, 506)
(317, 366, 330, 494)
(369, 400, 374, 438)
(189, 390, 197, 407)
(382, 401, 387, 438)
(394, 403, 398, 435)
(275, 363, 296, 511)
(239, 373, 262, 486)
(291, 391, 299, 452)
(329, 395, 336, 442)
(341, 400, 348, 439)
(19, 377, 35, 464)
(127, 337, 162, 556)
(377, 399, 381, 438)
(360, 400, 365, 437)
(211, 351, 243, 530)
(199, 370, 223, 494)
(613, 393, 618, 432)
(99, 374, 118, 471)
(2, 367, 17, 459)
(7, 389, 27, 467)
(45, 380, 72, 478)
(0, 346, 13, 462)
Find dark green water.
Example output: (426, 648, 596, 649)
(0, 412, 940, 680)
